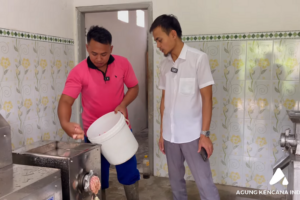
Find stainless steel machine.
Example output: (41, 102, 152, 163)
(13, 140, 101, 200)
(273, 110, 300, 200)
(0, 114, 62, 200)
(0, 164, 62, 200)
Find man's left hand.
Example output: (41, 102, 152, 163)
(198, 135, 213, 159)
(114, 103, 127, 118)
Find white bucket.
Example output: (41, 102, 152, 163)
(87, 112, 139, 165)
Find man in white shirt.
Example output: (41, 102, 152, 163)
(149, 15, 220, 200)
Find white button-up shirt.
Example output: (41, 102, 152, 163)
(159, 44, 214, 143)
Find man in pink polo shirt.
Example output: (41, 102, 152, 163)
(58, 26, 140, 200)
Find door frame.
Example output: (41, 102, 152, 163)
(75, 2, 154, 175)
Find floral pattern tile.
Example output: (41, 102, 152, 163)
(221, 41, 247, 81)
(219, 155, 245, 187)
(244, 120, 272, 159)
(0, 28, 74, 44)
(10, 122, 21, 150)
(193, 42, 222, 81)
(245, 81, 272, 120)
(246, 41, 273, 81)
(219, 118, 244, 158)
(271, 81, 300, 125)
(0, 34, 76, 150)
(182, 32, 300, 42)
(153, 46, 166, 178)
(23, 118, 41, 146)
(40, 116, 57, 141)
(210, 117, 220, 151)
(151, 36, 300, 190)
(212, 81, 221, 118)
(273, 40, 300, 81)
(220, 80, 245, 119)
(0, 81, 17, 124)
(243, 157, 272, 190)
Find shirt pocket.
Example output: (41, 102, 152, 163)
(179, 78, 195, 95)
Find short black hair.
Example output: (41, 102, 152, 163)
(149, 14, 182, 38)
(87, 26, 112, 44)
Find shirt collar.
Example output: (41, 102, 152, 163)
(87, 55, 115, 70)
(167, 43, 188, 61)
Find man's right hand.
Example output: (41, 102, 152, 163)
(159, 136, 165, 154)
(62, 122, 84, 140)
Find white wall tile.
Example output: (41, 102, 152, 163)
(153, 39, 300, 190)
(0, 35, 76, 150)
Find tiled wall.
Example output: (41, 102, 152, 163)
(153, 31, 300, 190)
(0, 28, 77, 151)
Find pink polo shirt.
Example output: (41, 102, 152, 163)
(62, 55, 138, 133)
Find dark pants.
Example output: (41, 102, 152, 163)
(84, 136, 140, 189)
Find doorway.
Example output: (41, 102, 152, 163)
(75, 2, 154, 174)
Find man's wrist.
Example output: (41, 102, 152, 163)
(201, 130, 210, 137)
(60, 121, 69, 129)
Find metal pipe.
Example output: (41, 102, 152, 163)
(272, 153, 290, 174)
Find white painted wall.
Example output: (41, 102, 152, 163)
(74, 0, 300, 35)
(85, 11, 148, 133)
(0, 0, 73, 38)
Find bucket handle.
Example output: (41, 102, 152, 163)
(125, 119, 131, 127)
